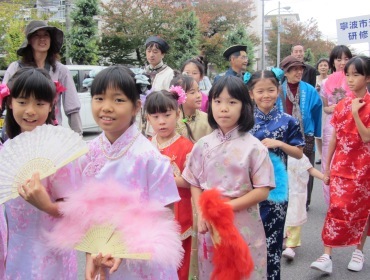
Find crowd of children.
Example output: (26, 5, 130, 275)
(0, 21, 370, 280)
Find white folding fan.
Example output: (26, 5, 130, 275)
(75, 224, 151, 260)
(0, 124, 88, 204)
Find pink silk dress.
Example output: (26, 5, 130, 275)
(322, 92, 370, 246)
(78, 124, 181, 280)
(0, 142, 5, 278)
(183, 127, 275, 280)
(0, 204, 5, 279)
(320, 72, 349, 205)
(200, 92, 208, 112)
(3, 165, 78, 280)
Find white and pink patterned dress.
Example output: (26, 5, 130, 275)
(320, 72, 349, 205)
(3, 164, 78, 280)
(78, 123, 180, 279)
(182, 127, 275, 280)
(0, 143, 5, 279)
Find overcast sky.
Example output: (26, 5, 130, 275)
(264, 0, 370, 55)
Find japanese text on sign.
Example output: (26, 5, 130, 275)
(337, 15, 370, 44)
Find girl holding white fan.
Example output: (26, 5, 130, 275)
(0, 67, 79, 279)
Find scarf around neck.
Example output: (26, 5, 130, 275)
(286, 82, 305, 137)
(146, 61, 167, 82)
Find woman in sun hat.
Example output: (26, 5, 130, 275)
(2, 20, 82, 135)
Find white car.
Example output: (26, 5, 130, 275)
(62, 65, 104, 132)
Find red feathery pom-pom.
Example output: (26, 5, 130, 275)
(199, 189, 254, 280)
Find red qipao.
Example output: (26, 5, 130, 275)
(322, 92, 370, 247)
(152, 135, 194, 280)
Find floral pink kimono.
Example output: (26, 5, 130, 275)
(183, 127, 275, 280)
(78, 124, 181, 279)
(3, 165, 78, 279)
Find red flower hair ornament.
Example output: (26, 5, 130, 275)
(169, 85, 187, 105)
(0, 84, 10, 109)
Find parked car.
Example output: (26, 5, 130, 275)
(63, 65, 104, 132)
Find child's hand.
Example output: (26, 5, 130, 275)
(352, 98, 365, 114)
(197, 212, 210, 234)
(323, 170, 330, 185)
(18, 172, 57, 216)
(327, 104, 336, 113)
(93, 253, 122, 274)
(85, 253, 104, 280)
(261, 138, 282, 149)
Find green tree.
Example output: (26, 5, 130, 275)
(0, 1, 31, 68)
(99, 0, 178, 66)
(165, 11, 200, 69)
(68, 0, 99, 65)
(3, 20, 25, 66)
(267, 18, 336, 66)
(192, 0, 258, 73)
(304, 48, 315, 66)
(99, 35, 137, 66)
(99, 0, 258, 72)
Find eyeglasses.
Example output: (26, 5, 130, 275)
(239, 56, 248, 60)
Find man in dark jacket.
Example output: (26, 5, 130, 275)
(214, 45, 248, 83)
(291, 44, 317, 87)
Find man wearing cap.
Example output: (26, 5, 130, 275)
(213, 45, 248, 83)
(277, 55, 322, 211)
(144, 36, 174, 91)
(291, 44, 317, 87)
(2, 20, 82, 135)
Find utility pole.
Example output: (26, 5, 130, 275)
(65, 0, 72, 65)
(261, 0, 265, 70)
(277, 1, 281, 67)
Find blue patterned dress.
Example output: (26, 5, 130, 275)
(251, 106, 305, 280)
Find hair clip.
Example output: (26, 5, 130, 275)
(0, 84, 10, 108)
(243, 72, 252, 84)
(54, 81, 66, 94)
(182, 118, 188, 123)
(271, 67, 285, 82)
(169, 85, 187, 105)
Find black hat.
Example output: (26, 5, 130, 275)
(145, 36, 170, 53)
(17, 20, 64, 56)
(223, 45, 247, 60)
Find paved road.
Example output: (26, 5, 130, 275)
(76, 138, 369, 279)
